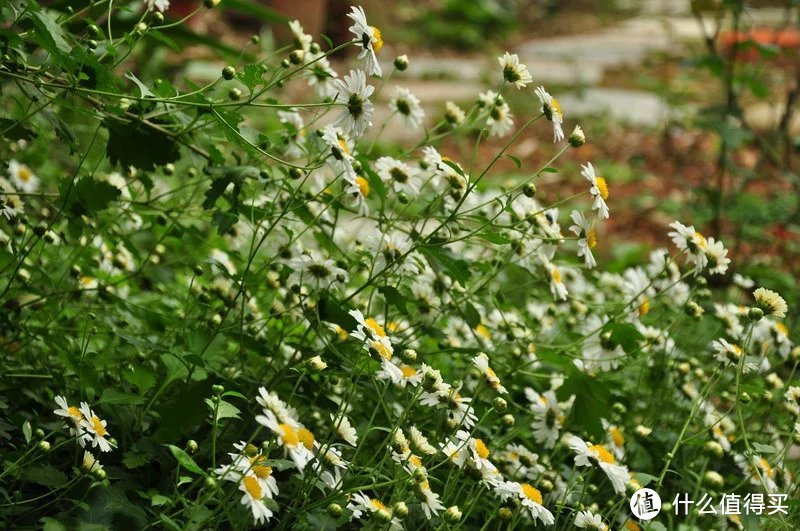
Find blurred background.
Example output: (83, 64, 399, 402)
(150, 0, 799, 291)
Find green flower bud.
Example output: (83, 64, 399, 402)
(394, 54, 409, 71)
(444, 506, 462, 523)
(222, 66, 236, 80)
(393, 501, 409, 518)
(522, 182, 537, 198)
(186, 440, 199, 454)
(493, 397, 507, 412)
(229, 88, 242, 101)
(498, 507, 513, 520)
(703, 440, 724, 459)
(289, 49, 305, 65)
(327, 503, 343, 517)
(748, 307, 764, 322)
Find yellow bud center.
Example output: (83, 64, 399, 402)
(401, 366, 417, 378)
(68, 406, 82, 421)
(297, 428, 315, 450)
(475, 324, 492, 340)
(356, 176, 370, 197)
(588, 228, 597, 249)
(371, 498, 387, 511)
(552, 267, 562, 284)
(91, 416, 107, 437)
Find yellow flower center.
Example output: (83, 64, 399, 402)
(587, 228, 597, 249)
(365, 317, 386, 337)
(552, 267, 562, 284)
(370, 26, 383, 52)
(475, 324, 491, 340)
(401, 366, 417, 378)
(356, 176, 370, 197)
(68, 406, 82, 421)
(243, 475, 263, 499)
(759, 458, 774, 477)
(694, 231, 707, 249)
(18, 166, 32, 182)
(279, 423, 299, 447)
(624, 519, 641, 531)
(775, 322, 788, 337)
(369, 339, 393, 360)
(245, 443, 259, 456)
(338, 138, 350, 155)
(91, 416, 107, 437)
(595, 177, 609, 200)
(371, 498, 387, 511)
(521, 483, 543, 504)
(409, 455, 422, 467)
(297, 428, 315, 450)
(610, 427, 625, 447)
(252, 465, 272, 479)
(387, 321, 400, 333)
(638, 297, 650, 316)
(550, 98, 562, 118)
(589, 444, 615, 464)
(474, 438, 490, 460)
(335, 325, 349, 341)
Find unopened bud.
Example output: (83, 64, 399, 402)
(394, 55, 409, 71)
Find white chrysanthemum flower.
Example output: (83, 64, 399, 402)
(239, 475, 274, 525)
(409, 426, 436, 455)
(543, 258, 568, 301)
(334, 69, 374, 138)
(54, 395, 86, 441)
(389, 86, 425, 129)
(347, 6, 383, 76)
(305, 51, 339, 98)
(581, 162, 609, 220)
(334, 415, 358, 446)
(81, 451, 104, 475)
(524, 388, 571, 449)
(375, 156, 422, 196)
(784, 386, 800, 415)
(78, 403, 113, 452)
(668, 221, 708, 271)
(704, 237, 730, 275)
(8, 160, 39, 193)
(499, 52, 532, 89)
(320, 125, 356, 182)
(444, 100, 466, 125)
(278, 109, 305, 159)
(567, 435, 630, 494)
(575, 509, 608, 530)
(472, 352, 507, 394)
(348, 492, 395, 522)
(753, 287, 788, 318)
(146, 0, 169, 13)
(534, 85, 564, 142)
(288, 20, 313, 51)
(416, 481, 445, 519)
(711, 338, 745, 367)
(288, 251, 348, 290)
(569, 210, 597, 269)
(495, 481, 554, 525)
(254, 410, 314, 470)
(478, 90, 513, 137)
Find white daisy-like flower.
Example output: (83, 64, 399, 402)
(581, 162, 609, 220)
(238, 475, 274, 525)
(574, 509, 608, 530)
(409, 426, 436, 455)
(711, 338, 745, 367)
(569, 210, 597, 269)
(288, 20, 312, 51)
(278, 110, 306, 159)
(288, 250, 348, 290)
(347, 6, 383, 77)
(496, 481, 555, 525)
(146, 0, 169, 13)
(305, 51, 339, 98)
(567, 435, 630, 494)
(54, 395, 86, 440)
(524, 388, 571, 449)
(334, 414, 359, 446)
(668, 221, 708, 271)
(254, 409, 314, 470)
(375, 156, 422, 196)
(348, 492, 394, 522)
(334, 69, 375, 138)
(320, 124, 356, 182)
(753, 287, 788, 318)
(78, 403, 113, 452)
(478, 90, 514, 137)
(216, 442, 280, 499)
(534, 85, 564, 142)
(704, 237, 730, 275)
(444, 100, 466, 125)
(390, 87, 425, 129)
(8, 160, 39, 193)
(81, 451, 104, 475)
(543, 258, 568, 301)
(472, 353, 507, 394)
(416, 481, 445, 519)
(499, 52, 532, 89)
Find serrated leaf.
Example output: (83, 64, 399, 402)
(167, 445, 205, 475)
(418, 245, 471, 285)
(0, 118, 37, 141)
(104, 118, 180, 171)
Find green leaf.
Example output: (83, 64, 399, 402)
(237, 64, 267, 91)
(166, 445, 205, 475)
(29, 10, 72, 57)
(62, 176, 121, 216)
(505, 154, 521, 169)
(98, 388, 145, 406)
(418, 245, 471, 285)
(633, 472, 659, 486)
(125, 71, 155, 98)
(21, 464, 68, 488)
(540, 167, 558, 173)
(464, 302, 481, 328)
(0, 118, 37, 141)
(557, 369, 610, 439)
(751, 442, 776, 454)
(224, 0, 286, 22)
(204, 398, 241, 422)
(104, 118, 180, 171)
(608, 322, 645, 355)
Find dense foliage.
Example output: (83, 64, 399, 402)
(0, 1, 797, 530)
